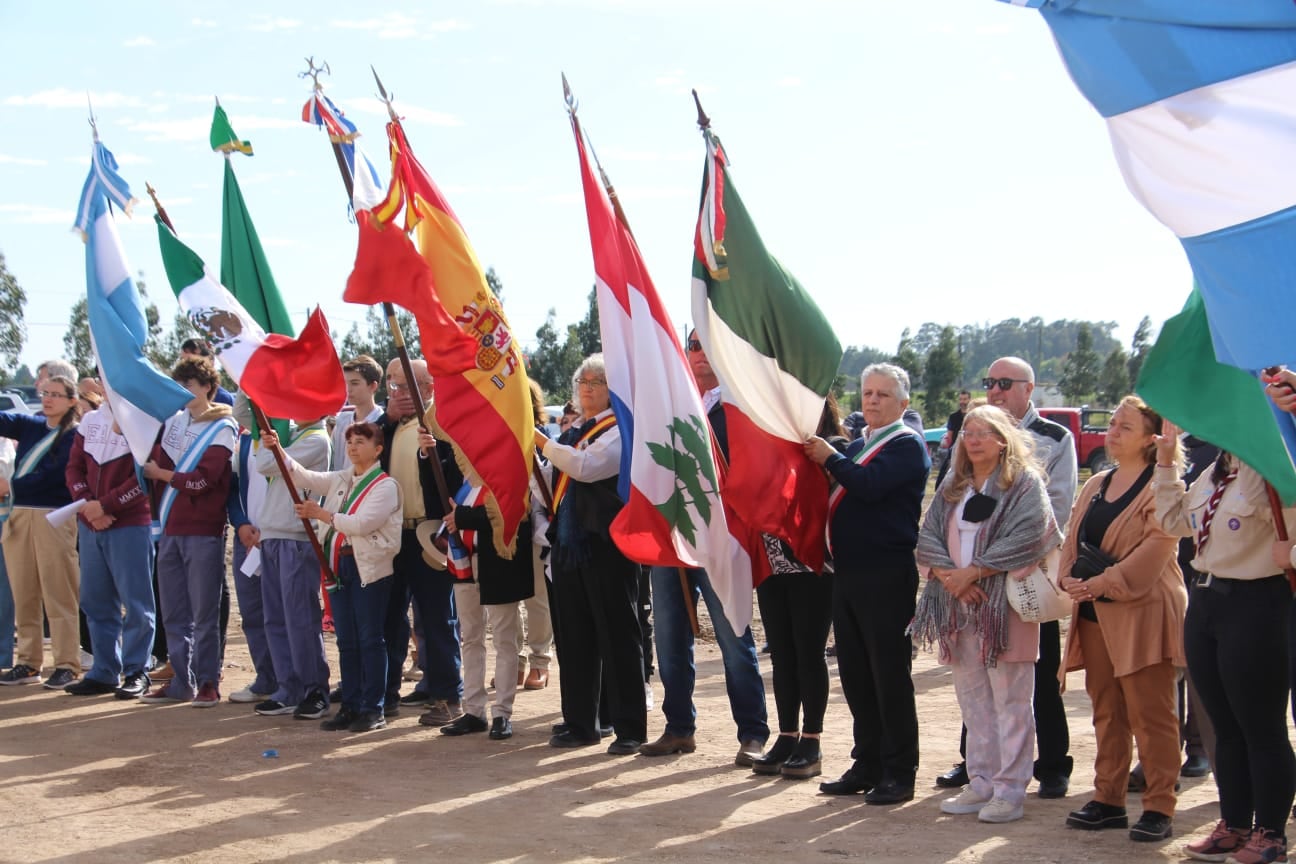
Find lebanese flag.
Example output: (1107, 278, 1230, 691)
(571, 110, 758, 632)
(155, 217, 345, 421)
(691, 128, 842, 572)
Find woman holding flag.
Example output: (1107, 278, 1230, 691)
(0, 375, 81, 688)
(262, 422, 401, 734)
(1154, 425, 1296, 864)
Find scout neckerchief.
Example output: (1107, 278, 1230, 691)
(444, 481, 486, 581)
(551, 414, 617, 512)
(151, 416, 237, 541)
(322, 464, 388, 583)
(826, 419, 920, 536)
(1196, 466, 1239, 554)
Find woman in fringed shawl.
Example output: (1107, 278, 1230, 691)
(911, 405, 1061, 824)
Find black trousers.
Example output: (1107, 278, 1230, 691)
(384, 532, 461, 703)
(833, 558, 919, 786)
(757, 570, 833, 734)
(552, 542, 646, 741)
(1186, 575, 1295, 832)
(1032, 619, 1072, 780)
(546, 567, 612, 729)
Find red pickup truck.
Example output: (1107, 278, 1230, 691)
(1038, 406, 1113, 473)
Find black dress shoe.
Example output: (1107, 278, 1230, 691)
(328, 687, 343, 704)
(383, 701, 400, 718)
(550, 730, 599, 749)
(489, 716, 513, 740)
(864, 778, 915, 805)
(321, 708, 359, 731)
(400, 690, 430, 706)
(1037, 774, 1070, 799)
(552, 721, 570, 735)
(440, 713, 488, 735)
(752, 735, 799, 776)
(1129, 810, 1173, 842)
(780, 739, 822, 780)
(607, 736, 642, 756)
(65, 677, 118, 696)
(936, 762, 969, 789)
(1066, 800, 1128, 830)
(819, 768, 872, 796)
(348, 710, 386, 732)
(598, 724, 615, 739)
(1181, 754, 1211, 778)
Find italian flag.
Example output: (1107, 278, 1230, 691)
(156, 216, 345, 422)
(691, 128, 842, 572)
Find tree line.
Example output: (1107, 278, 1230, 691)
(0, 251, 1156, 424)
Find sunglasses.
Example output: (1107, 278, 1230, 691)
(686, 339, 703, 353)
(982, 377, 1029, 392)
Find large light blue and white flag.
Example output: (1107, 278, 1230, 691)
(1000, 1, 1296, 370)
(75, 138, 193, 463)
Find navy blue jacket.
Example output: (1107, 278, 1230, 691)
(0, 412, 76, 509)
(824, 432, 930, 570)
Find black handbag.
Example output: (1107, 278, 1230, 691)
(1072, 471, 1120, 602)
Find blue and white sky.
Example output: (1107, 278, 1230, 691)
(0, 1, 1191, 374)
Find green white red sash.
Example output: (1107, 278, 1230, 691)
(826, 420, 921, 528)
(551, 414, 617, 512)
(323, 464, 387, 580)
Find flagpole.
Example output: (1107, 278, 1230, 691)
(1263, 481, 1296, 592)
(144, 184, 337, 585)
(564, 73, 701, 636)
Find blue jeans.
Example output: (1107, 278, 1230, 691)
(78, 523, 155, 683)
(0, 539, 12, 668)
(650, 565, 768, 742)
(332, 558, 392, 714)
(232, 540, 276, 695)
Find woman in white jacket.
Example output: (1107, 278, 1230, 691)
(263, 422, 402, 733)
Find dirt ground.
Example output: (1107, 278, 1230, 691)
(0, 601, 1230, 864)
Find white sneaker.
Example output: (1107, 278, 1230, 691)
(941, 787, 992, 815)
(228, 684, 271, 704)
(978, 797, 1024, 823)
(644, 682, 654, 712)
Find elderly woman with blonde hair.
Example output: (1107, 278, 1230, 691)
(911, 405, 1061, 824)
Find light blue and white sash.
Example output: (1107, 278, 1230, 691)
(151, 418, 237, 541)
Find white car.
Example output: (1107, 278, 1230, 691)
(0, 392, 32, 414)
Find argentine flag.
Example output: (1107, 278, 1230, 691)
(1002, 1, 1296, 370)
(74, 139, 193, 464)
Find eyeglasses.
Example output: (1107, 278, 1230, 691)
(686, 339, 703, 353)
(961, 429, 999, 441)
(982, 377, 1029, 392)
(575, 378, 607, 388)
(38, 390, 73, 400)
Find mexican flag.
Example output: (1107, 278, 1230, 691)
(691, 127, 842, 572)
(1137, 285, 1296, 504)
(156, 216, 344, 422)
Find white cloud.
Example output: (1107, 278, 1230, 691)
(0, 154, 47, 167)
(247, 15, 302, 32)
(347, 100, 462, 127)
(329, 14, 467, 39)
(0, 204, 75, 225)
(123, 35, 155, 48)
(124, 113, 297, 142)
(4, 88, 144, 109)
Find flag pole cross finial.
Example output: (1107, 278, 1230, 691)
(371, 66, 399, 122)
(300, 56, 331, 91)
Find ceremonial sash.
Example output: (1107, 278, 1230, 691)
(4, 426, 62, 522)
(444, 481, 486, 581)
(551, 414, 618, 513)
(151, 417, 237, 541)
(825, 420, 920, 538)
(322, 464, 387, 582)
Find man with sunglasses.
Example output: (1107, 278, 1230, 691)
(935, 356, 1078, 799)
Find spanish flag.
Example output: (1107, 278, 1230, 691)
(346, 119, 533, 557)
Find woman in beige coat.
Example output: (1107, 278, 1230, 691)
(1056, 395, 1186, 843)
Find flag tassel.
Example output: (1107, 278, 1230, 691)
(145, 186, 336, 585)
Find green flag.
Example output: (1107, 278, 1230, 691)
(1136, 285, 1296, 504)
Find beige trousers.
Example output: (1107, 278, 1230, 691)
(3, 508, 80, 671)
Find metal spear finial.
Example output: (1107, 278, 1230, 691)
(691, 88, 711, 131)
(372, 65, 399, 121)
(562, 72, 577, 117)
(300, 56, 330, 91)
(87, 92, 98, 140)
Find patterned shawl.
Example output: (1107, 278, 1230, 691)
(910, 465, 1061, 666)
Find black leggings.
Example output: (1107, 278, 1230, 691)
(756, 570, 833, 734)
(1185, 575, 1295, 832)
